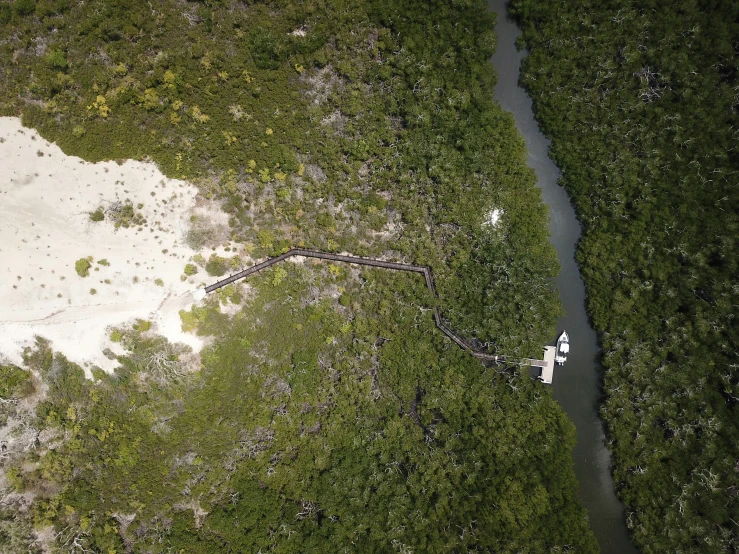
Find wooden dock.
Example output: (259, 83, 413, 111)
(524, 346, 556, 384)
(200, 248, 557, 382)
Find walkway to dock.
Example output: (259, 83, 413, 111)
(202, 248, 554, 377)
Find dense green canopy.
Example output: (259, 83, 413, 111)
(0, 0, 599, 551)
(511, 1, 739, 552)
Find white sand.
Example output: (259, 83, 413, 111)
(0, 117, 229, 375)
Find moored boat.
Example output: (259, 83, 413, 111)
(555, 331, 569, 365)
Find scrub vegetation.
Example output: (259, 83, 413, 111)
(0, 0, 598, 551)
(2, 267, 596, 553)
(511, 1, 739, 552)
(0, 0, 559, 356)
(74, 257, 92, 277)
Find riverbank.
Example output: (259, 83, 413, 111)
(487, 2, 638, 553)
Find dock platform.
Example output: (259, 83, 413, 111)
(523, 346, 556, 384)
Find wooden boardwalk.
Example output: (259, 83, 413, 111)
(203, 248, 552, 375)
(528, 346, 556, 384)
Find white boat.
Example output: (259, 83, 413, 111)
(555, 331, 569, 365)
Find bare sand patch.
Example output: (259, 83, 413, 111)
(0, 117, 232, 374)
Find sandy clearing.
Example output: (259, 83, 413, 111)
(0, 117, 231, 375)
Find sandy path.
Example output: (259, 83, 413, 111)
(0, 117, 228, 374)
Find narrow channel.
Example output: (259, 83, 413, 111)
(487, 2, 639, 552)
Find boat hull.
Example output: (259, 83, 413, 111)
(555, 331, 569, 365)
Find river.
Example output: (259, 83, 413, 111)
(487, 2, 639, 552)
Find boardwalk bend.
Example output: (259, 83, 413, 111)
(201, 248, 554, 378)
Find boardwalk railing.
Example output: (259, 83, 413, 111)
(204, 248, 527, 366)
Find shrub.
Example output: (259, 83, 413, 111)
(179, 309, 199, 333)
(89, 288, 97, 295)
(205, 255, 228, 277)
(97, 259, 110, 266)
(108, 200, 145, 229)
(75, 258, 92, 277)
(257, 229, 274, 250)
(316, 212, 335, 228)
(218, 284, 242, 305)
(110, 330, 122, 342)
(36, 0, 71, 17)
(13, 0, 36, 17)
(271, 266, 287, 287)
(89, 208, 104, 222)
(0, 364, 34, 398)
(45, 48, 67, 70)
(90, 367, 107, 381)
(133, 319, 151, 332)
(184, 263, 198, 276)
(154, 278, 164, 287)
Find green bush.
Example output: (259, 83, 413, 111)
(0, 365, 34, 398)
(89, 207, 104, 222)
(178, 309, 199, 332)
(75, 258, 92, 277)
(132, 319, 151, 332)
(45, 49, 67, 70)
(184, 263, 198, 276)
(205, 255, 228, 277)
(36, 0, 70, 18)
(90, 367, 107, 381)
(0, 5, 11, 24)
(271, 266, 287, 287)
(13, 0, 36, 17)
(257, 230, 274, 250)
(316, 212, 335, 228)
(109, 200, 145, 229)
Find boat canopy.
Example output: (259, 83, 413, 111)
(561, 343, 570, 353)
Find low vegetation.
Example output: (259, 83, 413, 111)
(3, 265, 596, 552)
(0, 0, 596, 551)
(74, 257, 92, 277)
(0, 364, 33, 400)
(204, 254, 230, 277)
(88, 207, 104, 222)
(107, 199, 146, 229)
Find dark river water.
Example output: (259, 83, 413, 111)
(487, 2, 639, 552)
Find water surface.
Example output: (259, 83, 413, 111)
(486, 2, 639, 552)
